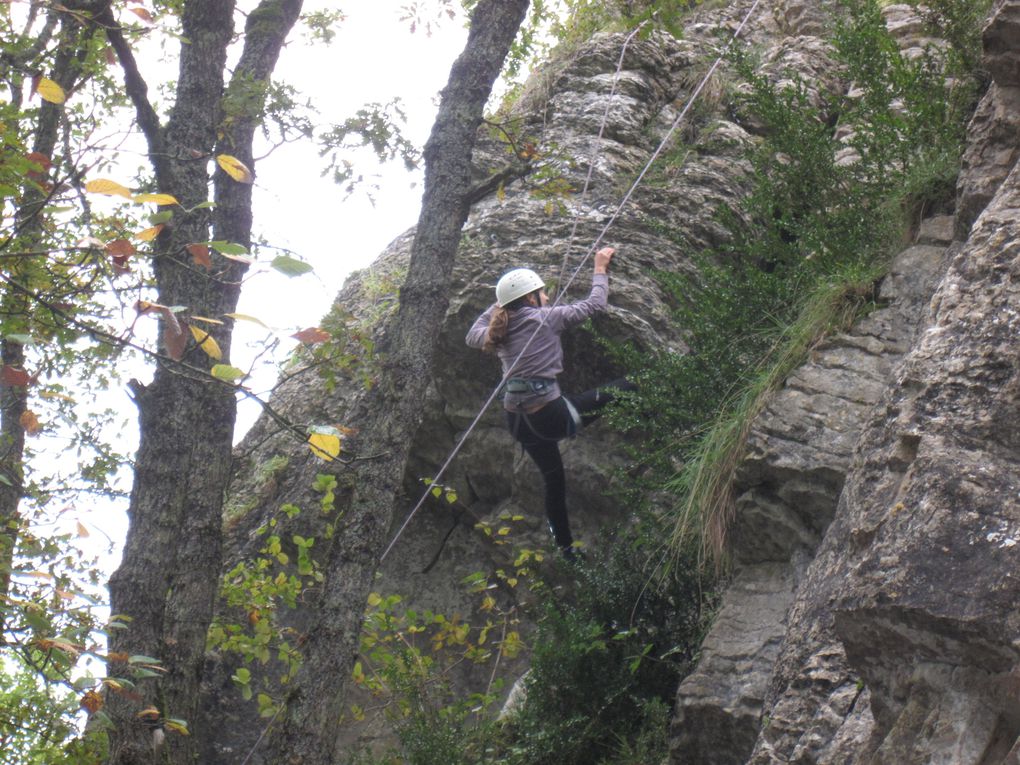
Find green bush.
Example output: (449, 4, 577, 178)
(496, 522, 715, 765)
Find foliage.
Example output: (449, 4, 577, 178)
(546, 0, 694, 43)
(208, 473, 341, 717)
(349, 592, 506, 765)
(607, 0, 983, 560)
(906, 0, 993, 78)
(340, 510, 713, 765)
(0, 659, 105, 765)
(0, 1, 447, 756)
(667, 273, 880, 562)
(342, 505, 537, 765)
(494, 521, 713, 765)
(320, 100, 420, 198)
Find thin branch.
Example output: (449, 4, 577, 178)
(0, 269, 390, 466)
(93, 5, 165, 164)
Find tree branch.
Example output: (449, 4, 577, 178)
(94, 5, 165, 167)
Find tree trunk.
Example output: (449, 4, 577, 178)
(104, 2, 302, 763)
(263, 1, 531, 762)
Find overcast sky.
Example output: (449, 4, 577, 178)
(231, 1, 470, 431)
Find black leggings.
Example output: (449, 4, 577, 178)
(505, 378, 634, 548)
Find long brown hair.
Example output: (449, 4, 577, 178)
(483, 290, 538, 353)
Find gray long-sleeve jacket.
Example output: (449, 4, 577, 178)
(465, 273, 609, 411)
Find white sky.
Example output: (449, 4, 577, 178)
(235, 1, 470, 432)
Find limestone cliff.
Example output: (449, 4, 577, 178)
(674, 1, 1020, 764)
(213, 0, 1020, 762)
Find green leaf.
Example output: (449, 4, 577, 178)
(271, 255, 314, 277)
(211, 364, 246, 382)
(209, 240, 249, 256)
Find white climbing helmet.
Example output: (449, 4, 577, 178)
(495, 268, 544, 307)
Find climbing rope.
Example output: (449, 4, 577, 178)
(555, 19, 648, 297)
(380, 0, 764, 562)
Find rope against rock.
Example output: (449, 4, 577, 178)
(381, 0, 765, 562)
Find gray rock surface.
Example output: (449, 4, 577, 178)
(673, 1, 1020, 763)
(214, 1, 778, 756)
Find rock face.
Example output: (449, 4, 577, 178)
(670, 1, 1020, 764)
(213, 0, 1020, 761)
(214, 0, 776, 757)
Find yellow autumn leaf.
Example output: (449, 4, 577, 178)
(163, 718, 190, 736)
(36, 77, 66, 104)
(308, 432, 340, 461)
(132, 193, 179, 206)
(39, 389, 75, 403)
(135, 224, 164, 241)
(224, 312, 269, 328)
(85, 179, 133, 199)
(189, 325, 222, 360)
(216, 154, 253, 184)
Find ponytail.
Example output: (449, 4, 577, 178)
(483, 306, 510, 353)
(483, 289, 540, 353)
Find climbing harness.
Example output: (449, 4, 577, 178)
(508, 396, 582, 447)
(380, 0, 765, 562)
(505, 376, 555, 395)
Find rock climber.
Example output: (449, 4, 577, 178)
(466, 246, 634, 561)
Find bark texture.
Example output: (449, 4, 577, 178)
(103, 2, 302, 763)
(260, 2, 531, 763)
